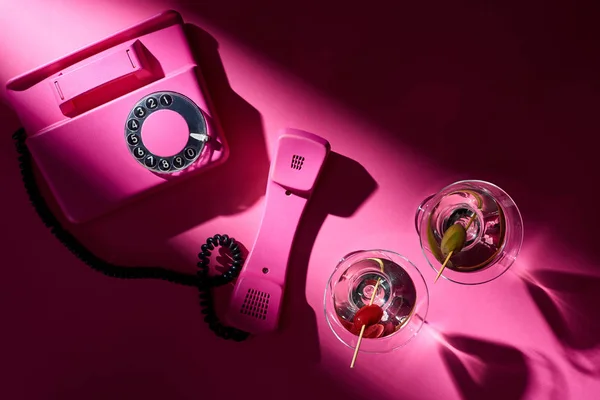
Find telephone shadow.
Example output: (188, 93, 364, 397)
(268, 153, 377, 363)
(57, 24, 270, 264)
(439, 334, 530, 400)
(522, 269, 600, 375)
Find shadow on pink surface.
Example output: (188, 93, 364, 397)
(436, 331, 571, 400)
(277, 151, 378, 361)
(521, 269, 600, 376)
(439, 334, 529, 400)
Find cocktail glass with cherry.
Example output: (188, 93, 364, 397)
(324, 250, 429, 357)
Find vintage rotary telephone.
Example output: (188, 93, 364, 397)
(7, 10, 330, 340)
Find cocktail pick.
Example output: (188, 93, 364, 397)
(434, 213, 477, 283)
(350, 258, 385, 368)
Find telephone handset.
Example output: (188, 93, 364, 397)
(225, 129, 330, 334)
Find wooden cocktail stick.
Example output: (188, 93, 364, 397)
(434, 213, 477, 283)
(350, 259, 384, 368)
(434, 251, 454, 283)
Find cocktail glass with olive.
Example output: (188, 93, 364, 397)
(414, 180, 524, 285)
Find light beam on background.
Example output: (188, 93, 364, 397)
(0, 1, 163, 98)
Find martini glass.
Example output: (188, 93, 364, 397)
(324, 250, 429, 353)
(415, 180, 524, 285)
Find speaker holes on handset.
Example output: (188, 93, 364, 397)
(262, 268, 269, 274)
(240, 288, 270, 320)
(290, 154, 304, 170)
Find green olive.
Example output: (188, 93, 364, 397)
(441, 224, 467, 257)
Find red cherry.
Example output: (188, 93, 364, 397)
(364, 324, 385, 338)
(353, 304, 383, 329)
(383, 321, 395, 337)
(338, 317, 354, 332)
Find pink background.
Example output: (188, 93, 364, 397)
(0, 1, 598, 399)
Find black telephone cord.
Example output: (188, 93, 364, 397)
(11, 128, 249, 342)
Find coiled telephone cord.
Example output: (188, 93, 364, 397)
(11, 128, 249, 342)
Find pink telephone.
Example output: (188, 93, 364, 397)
(7, 11, 331, 341)
(5, 10, 227, 224)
